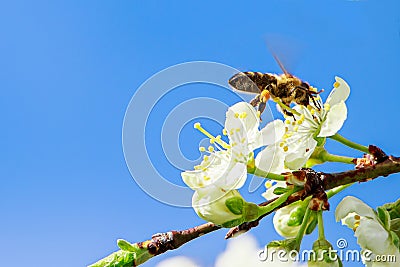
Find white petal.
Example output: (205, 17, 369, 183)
(255, 120, 285, 147)
(219, 162, 247, 190)
(284, 138, 317, 170)
(335, 196, 377, 222)
(355, 218, 392, 255)
(255, 145, 286, 174)
(225, 102, 259, 134)
(326, 76, 350, 106)
(318, 101, 347, 137)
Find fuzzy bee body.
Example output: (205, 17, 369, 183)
(228, 71, 319, 117)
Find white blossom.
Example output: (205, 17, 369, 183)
(280, 77, 350, 170)
(335, 196, 400, 266)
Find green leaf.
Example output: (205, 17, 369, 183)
(391, 231, 400, 250)
(117, 239, 137, 252)
(273, 187, 289, 195)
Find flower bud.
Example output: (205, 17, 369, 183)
(193, 189, 245, 227)
(273, 201, 307, 238)
(308, 239, 341, 267)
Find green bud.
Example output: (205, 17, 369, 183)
(308, 239, 341, 267)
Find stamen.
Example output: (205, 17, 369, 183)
(203, 175, 211, 181)
(194, 122, 230, 149)
(283, 146, 289, 152)
(199, 146, 206, 152)
(222, 128, 228, 135)
(208, 146, 214, 152)
(333, 81, 340, 88)
(324, 103, 330, 111)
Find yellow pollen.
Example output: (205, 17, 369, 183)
(222, 128, 228, 135)
(265, 181, 273, 188)
(292, 121, 296, 126)
(234, 112, 239, 118)
(256, 111, 261, 118)
(203, 175, 211, 181)
(198, 181, 204, 187)
(334, 81, 340, 88)
(324, 103, 330, 111)
(293, 125, 299, 132)
(203, 155, 209, 161)
(285, 120, 291, 125)
(239, 112, 248, 118)
(194, 122, 201, 129)
(208, 146, 214, 152)
(279, 142, 285, 147)
(194, 165, 200, 170)
(307, 105, 313, 111)
(199, 146, 206, 152)
(283, 146, 289, 152)
(236, 128, 241, 132)
(209, 138, 215, 144)
(354, 214, 361, 220)
(285, 127, 289, 132)
(297, 119, 304, 125)
(300, 114, 305, 121)
(241, 137, 246, 143)
(310, 109, 316, 115)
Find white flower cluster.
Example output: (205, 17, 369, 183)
(181, 77, 351, 227)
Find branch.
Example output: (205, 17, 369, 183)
(89, 148, 400, 267)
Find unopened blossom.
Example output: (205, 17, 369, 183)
(279, 76, 350, 170)
(192, 189, 244, 226)
(336, 196, 400, 266)
(273, 201, 307, 238)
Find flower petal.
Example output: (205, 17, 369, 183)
(335, 196, 377, 222)
(284, 137, 317, 170)
(255, 120, 285, 147)
(318, 101, 347, 137)
(326, 76, 350, 107)
(255, 144, 286, 174)
(262, 181, 287, 200)
(225, 102, 259, 136)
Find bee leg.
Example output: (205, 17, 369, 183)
(250, 94, 261, 107)
(258, 101, 266, 115)
(312, 95, 321, 109)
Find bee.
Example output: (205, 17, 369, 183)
(228, 63, 322, 117)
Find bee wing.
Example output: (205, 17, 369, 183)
(228, 72, 261, 94)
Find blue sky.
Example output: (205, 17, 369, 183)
(1, 1, 400, 266)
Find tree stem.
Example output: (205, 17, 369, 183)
(330, 133, 369, 154)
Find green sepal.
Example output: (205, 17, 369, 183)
(221, 217, 245, 228)
(88, 250, 136, 267)
(390, 218, 400, 240)
(267, 238, 299, 252)
(117, 239, 137, 252)
(225, 197, 244, 215)
(382, 198, 400, 219)
(306, 214, 318, 235)
(391, 230, 400, 250)
(377, 206, 391, 231)
(287, 204, 306, 227)
(243, 202, 261, 222)
(273, 187, 289, 195)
